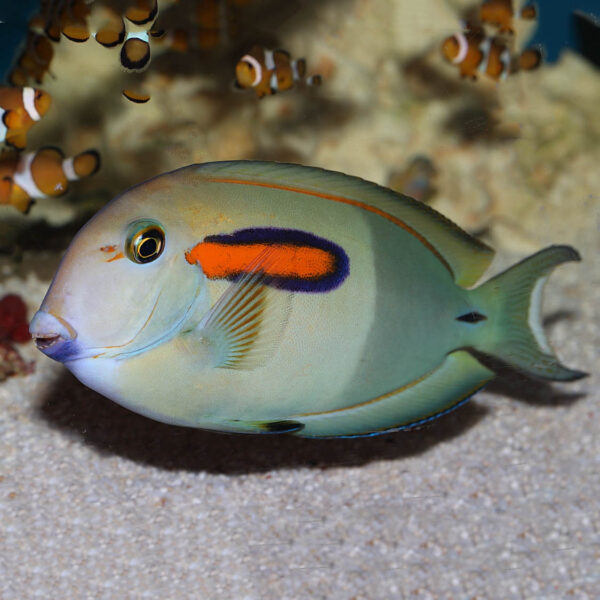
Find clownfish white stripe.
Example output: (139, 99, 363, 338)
(264, 49, 275, 70)
(269, 71, 278, 91)
(0, 108, 7, 142)
(62, 157, 78, 181)
(453, 33, 469, 65)
(23, 87, 41, 121)
(500, 48, 511, 79)
(478, 38, 491, 73)
(240, 54, 262, 87)
(125, 31, 150, 43)
(13, 152, 44, 199)
(291, 60, 300, 81)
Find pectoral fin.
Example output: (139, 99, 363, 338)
(197, 248, 291, 370)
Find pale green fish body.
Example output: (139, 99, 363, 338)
(30, 161, 585, 437)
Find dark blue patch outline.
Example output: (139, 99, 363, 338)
(203, 227, 350, 293)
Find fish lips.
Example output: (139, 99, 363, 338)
(29, 310, 82, 362)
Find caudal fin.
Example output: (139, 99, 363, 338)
(470, 245, 587, 381)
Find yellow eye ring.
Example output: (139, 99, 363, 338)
(126, 220, 165, 264)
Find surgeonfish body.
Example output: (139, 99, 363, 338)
(235, 46, 322, 98)
(30, 162, 585, 438)
(0, 147, 100, 213)
(0, 86, 52, 150)
(441, 30, 541, 80)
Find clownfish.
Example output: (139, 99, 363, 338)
(60, 0, 92, 42)
(125, 0, 158, 27)
(150, 28, 189, 54)
(0, 87, 52, 150)
(29, 0, 92, 43)
(118, 28, 189, 102)
(196, 0, 236, 49)
(29, 161, 585, 438)
(480, 0, 537, 34)
(120, 31, 154, 73)
(95, 3, 161, 74)
(194, 0, 252, 49)
(122, 88, 151, 104)
(387, 156, 437, 204)
(8, 33, 54, 87)
(121, 0, 158, 72)
(441, 30, 542, 80)
(0, 147, 100, 214)
(29, 0, 63, 42)
(94, 11, 126, 49)
(235, 46, 322, 99)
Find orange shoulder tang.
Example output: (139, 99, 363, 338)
(186, 228, 349, 292)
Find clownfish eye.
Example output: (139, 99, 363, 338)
(126, 220, 165, 264)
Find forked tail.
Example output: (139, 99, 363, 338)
(469, 245, 587, 381)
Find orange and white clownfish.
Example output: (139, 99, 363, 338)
(120, 31, 153, 73)
(121, 1, 160, 72)
(122, 88, 151, 104)
(479, 0, 538, 35)
(150, 28, 189, 54)
(125, 0, 159, 27)
(0, 147, 100, 214)
(28, 0, 63, 42)
(235, 45, 322, 99)
(0, 87, 52, 150)
(94, 3, 159, 74)
(441, 30, 542, 80)
(60, 0, 93, 42)
(387, 156, 437, 204)
(196, 0, 237, 49)
(8, 33, 55, 87)
(28, 0, 92, 43)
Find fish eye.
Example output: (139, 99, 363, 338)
(126, 220, 165, 264)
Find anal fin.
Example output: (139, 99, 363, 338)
(294, 350, 495, 438)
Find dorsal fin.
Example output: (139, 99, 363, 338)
(192, 161, 495, 287)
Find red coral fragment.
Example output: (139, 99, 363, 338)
(0, 293, 35, 381)
(0, 294, 30, 343)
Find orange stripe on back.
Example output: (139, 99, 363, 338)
(186, 242, 335, 279)
(204, 176, 452, 275)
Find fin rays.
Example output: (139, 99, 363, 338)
(198, 247, 292, 370)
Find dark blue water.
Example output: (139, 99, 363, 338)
(1, 1, 39, 82)
(0, 0, 598, 81)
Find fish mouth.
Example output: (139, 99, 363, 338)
(33, 333, 66, 351)
(29, 310, 80, 362)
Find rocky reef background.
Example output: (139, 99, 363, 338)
(1, 0, 598, 598)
